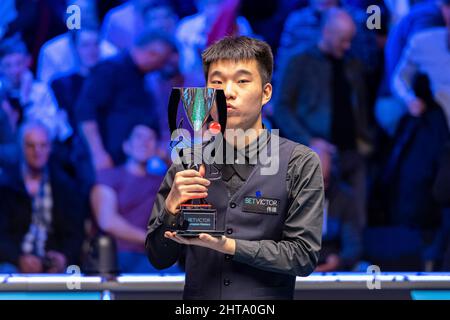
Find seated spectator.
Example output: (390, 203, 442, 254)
(176, 0, 253, 86)
(273, 8, 373, 229)
(51, 28, 101, 133)
(76, 30, 175, 170)
(0, 122, 86, 273)
(0, 35, 72, 142)
(276, 0, 378, 75)
(90, 123, 181, 273)
(0, 0, 68, 70)
(37, 29, 116, 84)
(36, 0, 117, 84)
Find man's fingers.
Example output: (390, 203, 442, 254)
(179, 184, 208, 193)
(177, 176, 211, 186)
(183, 192, 208, 200)
(176, 170, 203, 178)
(198, 165, 206, 177)
(164, 231, 191, 245)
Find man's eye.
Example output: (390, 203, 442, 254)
(211, 80, 222, 85)
(238, 79, 250, 84)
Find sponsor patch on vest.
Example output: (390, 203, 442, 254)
(242, 196, 280, 215)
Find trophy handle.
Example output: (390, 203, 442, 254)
(215, 89, 227, 136)
(168, 88, 181, 135)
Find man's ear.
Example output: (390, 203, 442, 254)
(261, 83, 272, 107)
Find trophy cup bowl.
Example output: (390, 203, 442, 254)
(167, 87, 227, 237)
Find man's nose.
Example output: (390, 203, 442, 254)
(224, 82, 236, 99)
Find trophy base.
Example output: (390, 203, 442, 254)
(176, 204, 224, 238)
(175, 230, 225, 238)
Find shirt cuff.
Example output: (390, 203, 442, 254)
(232, 239, 259, 264)
(161, 208, 180, 229)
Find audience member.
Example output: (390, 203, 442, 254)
(0, 35, 72, 142)
(273, 8, 373, 228)
(0, 121, 86, 273)
(90, 123, 181, 273)
(76, 30, 175, 170)
(176, 0, 253, 86)
(277, 0, 378, 75)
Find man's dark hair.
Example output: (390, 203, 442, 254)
(125, 122, 159, 140)
(202, 36, 274, 85)
(0, 34, 28, 60)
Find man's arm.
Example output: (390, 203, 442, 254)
(91, 184, 147, 244)
(392, 33, 426, 116)
(76, 62, 114, 170)
(80, 121, 113, 170)
(231, 146, 324, 276)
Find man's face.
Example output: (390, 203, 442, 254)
(75, 30, 100, 69)
(207, 59, 272, 131)
(323, 20, 356, 58)
(22, 127, 51, 171)
(0, 53, 30, 87)
(135, 41, 172, 73)
(124, 125, 157, 163)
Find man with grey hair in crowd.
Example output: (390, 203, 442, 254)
(0, 121, 85, 273)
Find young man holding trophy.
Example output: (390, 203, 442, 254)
(146, 36, 324, 300)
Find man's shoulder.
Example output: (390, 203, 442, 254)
(278, 136, 316, 160)
(40, 33, 71, 57)
(281, 139, 320, 173)
(410, 27, 447, 46)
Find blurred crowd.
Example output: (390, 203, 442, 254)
(0, 0, 449, 274)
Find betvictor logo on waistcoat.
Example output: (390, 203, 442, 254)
(242, 196, 280, 214)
